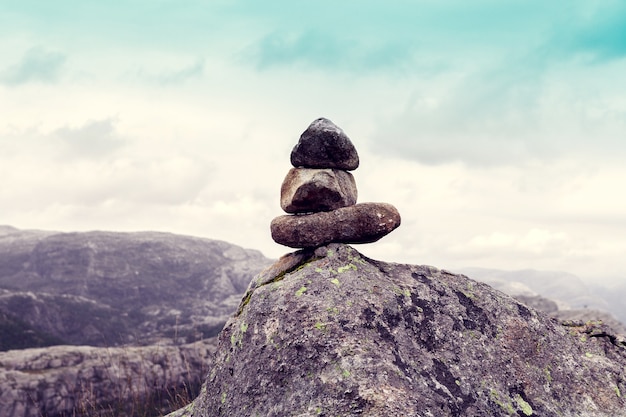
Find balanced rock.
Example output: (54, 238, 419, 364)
(280, 168, 358, 214)
(272, 117, 400, 248)
(271, 202, 400, 248)
(290, 118, 359, 170)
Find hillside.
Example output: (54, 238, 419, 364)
(0, 226, 272, 348)
(0, 226, 273, 417)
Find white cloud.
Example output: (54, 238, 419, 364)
(466, 229, 569, 255)
(53, 119, 124, 159)
(1, 1, 626, 288)
(0, 46, 66, 85)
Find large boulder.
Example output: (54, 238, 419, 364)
(168, 244, 626, 417)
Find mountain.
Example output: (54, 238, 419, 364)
(168, 244, 626, 417)
(0, 308, 65, 351)
(4, 226, 625, 416)
(459, 267, 626, 329)
(591, 283, 626, 328)
(0, 226, 273, 348)
(0, 226, 274, 417)
(513, 294, 626, 335)
(458, 267, 610, 310)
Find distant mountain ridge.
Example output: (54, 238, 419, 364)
(460, 266, 626, 332)
(0, 226, 273, 349)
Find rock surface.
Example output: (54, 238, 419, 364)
(271, 203, 401, 248)
(168, 244, 626, 417)
(0, 339, 217, 417)
(290, 118, 359, 170)
(0, 227, 272, 348)
(280, 168, 358, 213)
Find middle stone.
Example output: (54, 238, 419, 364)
(280, 168, 358, 214)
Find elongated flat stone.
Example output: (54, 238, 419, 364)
(290, 118, 359, 170)
(280, 168, 357, 214)
(270, 202, 400, 248)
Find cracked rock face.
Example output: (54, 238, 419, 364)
(168, 244, 626, 417)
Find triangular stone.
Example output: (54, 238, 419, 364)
(290, 118, 359, 170)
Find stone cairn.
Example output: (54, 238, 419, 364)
(271, 117, 401, 248)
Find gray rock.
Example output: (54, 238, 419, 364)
(0, 339, 217, 417)
(280, 167, 358, 214)
(290, 118, 359, 170)
(0, 228, 272, 348)
(168, 244, 626, 417)
(271, 202, 401, 248)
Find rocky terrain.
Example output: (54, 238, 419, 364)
(1, 339, 216, 417)
(0, 225, 272, 417)
(514, 294, 626, 335)
(169, 244, 626, 417)
(0, 226, 272, 348)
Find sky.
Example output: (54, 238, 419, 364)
(1, 1, 626, 285)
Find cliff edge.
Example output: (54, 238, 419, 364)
(169, 244, 626, 416)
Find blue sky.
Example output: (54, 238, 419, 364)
(1, 1, 626, 284)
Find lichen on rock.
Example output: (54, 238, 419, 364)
(168, 243, 626, 417)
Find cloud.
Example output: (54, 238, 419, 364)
(365, 35, 626, 167)
(53, 119, 125, 159)
(123, 58, 206, 85)
(250, 29, 415, 72)
(3, 0, 626, 285)
(79, 157, 213, 206)
(466, 229, 570, 257)
(0, 47, 66, 86)
(558, 3, 626, 62)
(365, 73, 545, 166)
(158, 58, 205, 84)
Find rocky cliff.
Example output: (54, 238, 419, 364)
(0, 226, 273, 416)
(0, 227, 272, 348)
(169, 244, 626, 417)
(0, 339, 216, 417)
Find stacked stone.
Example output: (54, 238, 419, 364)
(271, 118, 401, 248)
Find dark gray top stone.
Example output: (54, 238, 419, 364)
(290, 118, 359, 170)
